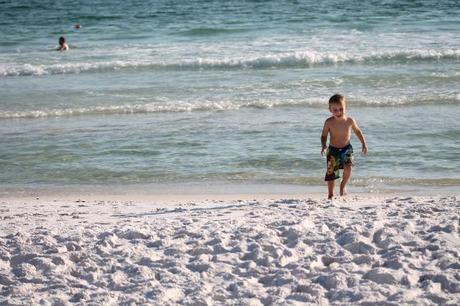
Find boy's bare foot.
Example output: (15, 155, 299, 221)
(328, 194, 334, 200)
(340, 189, 347, 196)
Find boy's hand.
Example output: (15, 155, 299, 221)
(321, 146, 327, 156)
(362, 144, 368, 155)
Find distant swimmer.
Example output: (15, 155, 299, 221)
(57, 36, 69, 51)
(75, 24, 81, 29)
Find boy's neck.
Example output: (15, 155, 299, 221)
(333, 115, 347, 121)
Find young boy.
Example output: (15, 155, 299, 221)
(321, 94, 368, 199)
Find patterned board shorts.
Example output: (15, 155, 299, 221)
(325, 143, 353, 181)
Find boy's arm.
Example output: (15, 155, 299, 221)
(351, 119, 368, 155)
(320, 121, 329, 155)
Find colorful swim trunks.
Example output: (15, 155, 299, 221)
(325, 143, 353, 181)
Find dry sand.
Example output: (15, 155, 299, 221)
(1, 193, 459, 305)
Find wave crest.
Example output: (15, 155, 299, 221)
(2, 95, 459, 119)
(1, 49, 459, 77)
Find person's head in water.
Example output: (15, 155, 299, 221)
(58, 36, 69, 51)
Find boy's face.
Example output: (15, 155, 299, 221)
(329, 101, 346, 118)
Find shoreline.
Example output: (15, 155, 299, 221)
(1, 181, 458, 203)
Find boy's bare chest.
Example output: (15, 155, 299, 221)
(330, 120, 352, 134)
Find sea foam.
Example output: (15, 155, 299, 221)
(1, 49, 459, 77)
(1, 93, 459, 119)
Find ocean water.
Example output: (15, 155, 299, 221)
(1, 0, 459, 193)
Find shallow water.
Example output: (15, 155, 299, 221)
(1, 0, 459, 190)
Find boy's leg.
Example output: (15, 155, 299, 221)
(327, 180, 335, 199)
(340, 164, 352, 196)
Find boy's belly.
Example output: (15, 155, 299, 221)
(330, 131, 352, 148)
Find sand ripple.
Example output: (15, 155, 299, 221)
(0, 196, 459, 305)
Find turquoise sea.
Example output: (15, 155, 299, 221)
(1, 0, 459, 194)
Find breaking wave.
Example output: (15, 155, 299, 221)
(1, 49, 459, 77)
(2, 94, 459, 119)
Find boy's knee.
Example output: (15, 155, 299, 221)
(343, 164, 352, 175)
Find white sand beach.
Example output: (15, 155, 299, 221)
(1, 192, 459, 305)
(2, 0, 460, 305)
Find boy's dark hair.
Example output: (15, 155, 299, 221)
(329, 94, 345, 105)
(59, 36, 66, 44)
